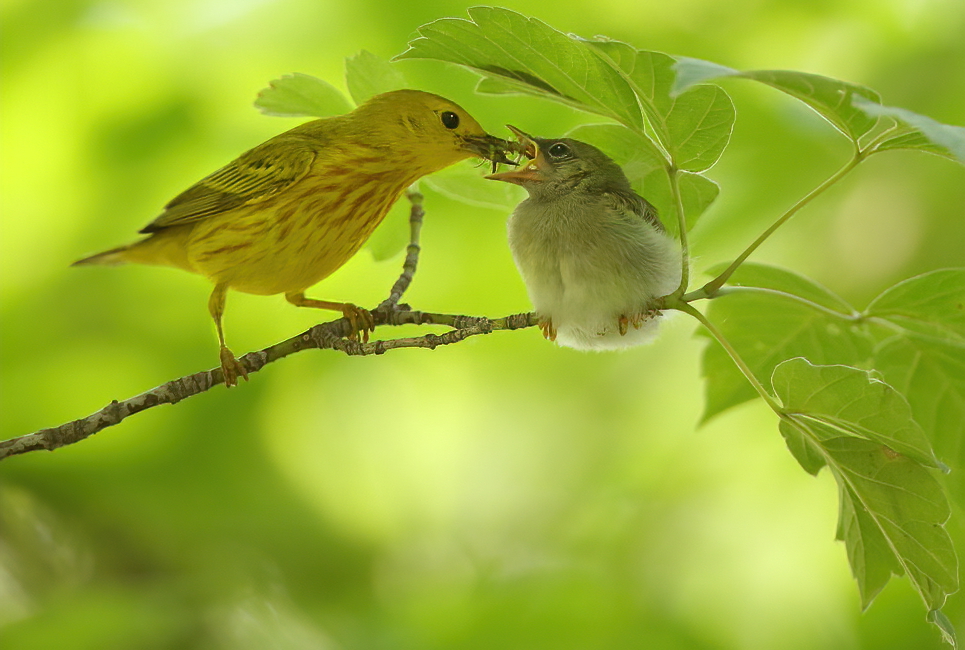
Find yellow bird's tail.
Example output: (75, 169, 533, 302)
(72, 228, 197, 272)
(72, 245, 132, 266)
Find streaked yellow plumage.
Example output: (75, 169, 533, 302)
(75, 89, 516, 385)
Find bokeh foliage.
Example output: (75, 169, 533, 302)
(2, 1, 964, 649)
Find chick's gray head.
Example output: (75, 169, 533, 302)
(486, 127, 632, 200)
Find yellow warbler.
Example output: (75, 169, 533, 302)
(74, 89, 517, 386)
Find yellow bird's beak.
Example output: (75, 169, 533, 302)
(461, 133, 524, 167)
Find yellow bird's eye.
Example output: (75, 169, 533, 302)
(440, 111, 460, 129)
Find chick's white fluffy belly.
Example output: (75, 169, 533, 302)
(508, 195, 681, 350)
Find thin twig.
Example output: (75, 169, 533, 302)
(0, 195, 537, 461)
(377, 189, 424, 312)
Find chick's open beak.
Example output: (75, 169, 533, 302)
(485, 125, 544, 185)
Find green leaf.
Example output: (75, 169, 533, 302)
(254, 73, 353, 118)
(865, 269, 965, 342)
(855, 97, 965, 165)
(874, 336, 965, 468)
(566, 123, 666, 174)
(773, 360, 957, 615)
(397, 7, 643, 128)
(929, 609, 958, 648)
(669, 57, 739, 95)
(673, 59, 881, 140)
(345, 50, 408, 105)
(779, 419, 827, 475)
(700, 265, 872, 421)
(772, 359, 943, 469)
(584, 43, 676, 136)
(640, 169, 719, 235)
(425, 159, 523, 210)
(873, 130, 961, 163)
(831, 455, 904, 606)
(664, 84, 734, 172)
(713, 262, 855, 314)
(586, 44, 735, 171)
(566, 124, 719, 233)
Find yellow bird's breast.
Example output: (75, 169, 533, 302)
(186, 167, 411, 296)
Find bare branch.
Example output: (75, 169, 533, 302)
(0, 193, 537, 460)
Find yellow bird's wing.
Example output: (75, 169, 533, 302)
(139, 138, 318, 233)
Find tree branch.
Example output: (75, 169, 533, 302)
(0, 192, 537, 461)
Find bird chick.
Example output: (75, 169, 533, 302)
(487, 127, 681, 350)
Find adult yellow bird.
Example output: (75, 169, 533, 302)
(75, 89, 517, 386)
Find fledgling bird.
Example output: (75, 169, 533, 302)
(487, 127, 682, 350)
(74, 89, 518, 386)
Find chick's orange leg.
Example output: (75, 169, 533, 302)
(538, 317, 557, 342)
(618, 310, 656, 336)
(285, 292, 375, 342)
(208, 284, 249, 387)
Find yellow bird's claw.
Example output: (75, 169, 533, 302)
(342, 304, 375, 343)
(538, 318, 557, 342)
(220, 346, 249, 387)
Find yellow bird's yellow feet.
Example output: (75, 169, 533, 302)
(538, 318, 557, 341)
(341, 303, 375, 343)
(220, 346, 249, 387)
(284, 292, 375, 342)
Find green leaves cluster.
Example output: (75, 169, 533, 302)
(254, 7, 963, 642)
(393, 6, 964, 643)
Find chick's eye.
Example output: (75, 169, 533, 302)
(548, 142, 570, 158)
(440, 111, 460, 129)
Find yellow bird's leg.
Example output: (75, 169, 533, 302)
(285, 292, 375, 343)
(538, 317, 557, 342)
(208, 284, 248, 387)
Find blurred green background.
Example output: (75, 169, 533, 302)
(2, 0, 963, 648)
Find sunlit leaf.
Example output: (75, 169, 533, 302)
(424, 160, 523, 210)
(345, 50, 408, 105)
(773, 359, 943, 468)
(779, 419, 827, 475)
(713, 262, 855, 314)
(872, 130, 960, 163)
(585, 42, 676, 133)
(673, 59, 881, 140)
(639, 169, 719, 235)
(856, 97, 965, 165)
(773, 359, 957, 616)
(928, 609, 958, 648)
(587, 44, 735, 171)
(397, 7, 642, 128)
(254, 73, 353, 118)
(700, 265, 872, 421)
(831, 458, 904, 605)
(566, 123, 665, 173)
(874, 335, 965, 468)
(865, 269, 965, 342)
(664, 84, 734, 171)
(669, 57, 739, 95)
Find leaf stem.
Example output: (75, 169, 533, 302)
(700, 153, 863, 297)
(673, 301, 782, 413)
(711, 286, 860, 320)
(668, 166, 691, 296)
